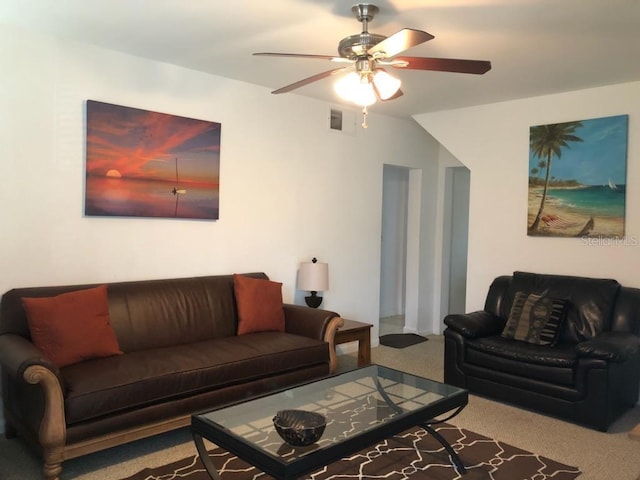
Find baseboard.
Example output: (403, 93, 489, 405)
(402, 327, 418, 335)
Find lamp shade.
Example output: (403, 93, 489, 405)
(372, 70, 401, 100)
(298, 260, 329, 292)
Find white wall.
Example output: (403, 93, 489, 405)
(431, 147, 467, 332)
(446, 166, 470, 315)
(0, 25, 441, 431)
(415, 81, 640, 312)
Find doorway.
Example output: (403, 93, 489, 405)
(379, 165, 409, 335)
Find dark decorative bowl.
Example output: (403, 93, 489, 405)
(273, 409, 326, 446)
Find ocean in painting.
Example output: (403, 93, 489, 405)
(85, 177, 219, 220)
(546, 184, 626, 218)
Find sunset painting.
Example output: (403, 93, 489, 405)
(528, 114, 627, 238)
(85, 100, 221, 220)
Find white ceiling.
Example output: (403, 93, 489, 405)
(2, 0, 640, 119)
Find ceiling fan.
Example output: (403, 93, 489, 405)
(254, 3, 491, 126)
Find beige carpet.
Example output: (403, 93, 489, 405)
(1, 336, 640, 480)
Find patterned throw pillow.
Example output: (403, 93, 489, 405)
(501, 291, 568, 346)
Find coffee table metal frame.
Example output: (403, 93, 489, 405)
(191, 365, 468, 480)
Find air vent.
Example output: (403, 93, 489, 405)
(329, 108, 356, 134)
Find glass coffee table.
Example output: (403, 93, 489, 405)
(191, 365, 468, 480)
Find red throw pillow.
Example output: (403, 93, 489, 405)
(233, 274, 285, 335)
(22, 285, 122, 368)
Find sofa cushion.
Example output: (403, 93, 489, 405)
(21, 285, 122, 368)
(107, 275, 247, 352)
(501, 291, 567, 346)
(233, 274, 285, 335)
(61, 331, 327, 424)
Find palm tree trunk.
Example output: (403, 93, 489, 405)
(529, 153, 553, 233)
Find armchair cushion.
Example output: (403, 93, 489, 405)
(21, 285, 122, 368)
(501, 291, 567, 346)
(467, 336, 577, 367)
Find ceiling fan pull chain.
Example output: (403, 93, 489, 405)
(361, 106, 368, 128)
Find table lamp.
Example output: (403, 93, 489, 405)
(298, 257, 329, 308)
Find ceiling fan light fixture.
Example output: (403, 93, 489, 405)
(334, 71, 376, 107)
(372, 70, 401, 100)
(255, 3, 491, 129)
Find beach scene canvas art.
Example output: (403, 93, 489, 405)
(528, 114, 628, 238)
(85, 101, 221, 220)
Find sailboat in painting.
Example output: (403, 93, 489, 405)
(608, 178, 617, 190)
(171, 157, 187, 196)
(171, 157, 187, 216)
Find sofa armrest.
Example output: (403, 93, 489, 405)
(444, 311, 505, 339)
(0, 334, 61, 381)
(283, 305, 339, 339)
(283, 305, 344, 373)
(576, 332, 640, 362)
(0, 334, 67, 477)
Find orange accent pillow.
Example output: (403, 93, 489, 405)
(233, 274, 285, 335)
(22, 285, 122, 368)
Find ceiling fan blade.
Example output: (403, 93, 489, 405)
(367, 28, 434, 58)
(253, 52, 337, 61)
(393, 56, 492, 74)
(382, 89, 403, 101)
(271, 68, 346, 94)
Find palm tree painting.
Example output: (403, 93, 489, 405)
(528, 115, 628, 238)
(85, 100, 221, 220)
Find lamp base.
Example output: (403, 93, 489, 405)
(304, 292, 323, 308)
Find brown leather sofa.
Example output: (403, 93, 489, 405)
(444, 271, 640, 431)
(0, 273, 343, 480)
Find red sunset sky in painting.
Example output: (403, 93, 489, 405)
(86, 100, 221, 185)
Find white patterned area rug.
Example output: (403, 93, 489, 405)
(121, 423, 581, 480)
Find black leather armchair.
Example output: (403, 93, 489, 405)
(444, 271, 640, 431)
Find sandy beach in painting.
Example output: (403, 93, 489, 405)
(528, 186, 624, 238)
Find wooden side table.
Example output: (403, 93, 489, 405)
(335, 319, 372, 367)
